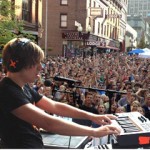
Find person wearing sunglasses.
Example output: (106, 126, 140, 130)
(0, 38, 121, 148)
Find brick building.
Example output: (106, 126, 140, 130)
(41, 0, 127, 57)
(15, 0, 43, 43)
(41, 0, 89, 57)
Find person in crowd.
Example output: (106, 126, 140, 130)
(54, 84, 67, 102)
(101, 95, 110, 113)
(77, 92, 99, 126)
(135, 87, 147, 105)
(134, 74, 141, 83)
(130, 100, 141, 112)
(115, 106, 126, 113)
(133, 82, 143, 93)
(142, 94, 150, 120)
(66, 93, 79, 107)
(0, 38, 120, 148)
(92, 104, 107, 128)
(97, 104, 106, 115)
(79, 92, 99, 114)
(123, 93, 137, 112)
(137, 106, 145, 116)
(33, 78, 43, 92)
(110, 102, 118, 114)
(92, 93, 103, 109)
(42, 86, 53, 99)
(118, 86, 133, 107)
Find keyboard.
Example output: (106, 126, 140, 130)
(111, 112, 150, 148)
(84, 140, 112, 149)
(85, 112, 150, 149)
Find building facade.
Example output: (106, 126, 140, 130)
(127, 0, 150, 48)
(41, 0, 128, 57)
(15, 0, 43, 43)
(128, 0, 150, 18)
(119, 0, 128, 52)
(125, 23, 137, 51)
(127, 15, 147, 46)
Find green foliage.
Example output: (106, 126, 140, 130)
(137, 33, 146, 49)
(0, 0, 12, 17)
(0, 0, 35, 47)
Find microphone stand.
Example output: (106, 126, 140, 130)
(73, 85, 127, 114)
(53, 89, 78, 107)
(74, 86, 127, 94)
(52, 77, 127, 113)
(53, 89, 73, 94)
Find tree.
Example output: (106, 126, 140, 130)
(137, 32, 146, 49)
(0, 0, 35, 49)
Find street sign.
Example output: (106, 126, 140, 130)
(75, 21, 81, 27)
(90, 7, 103, 17)
(106, 14, 122, 18)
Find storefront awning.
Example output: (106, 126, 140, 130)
(96, 46, 119, 50)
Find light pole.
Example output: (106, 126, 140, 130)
(44, 0, 48, 59)
(77, 24, 91, 58)
(130, 37, 135, 50)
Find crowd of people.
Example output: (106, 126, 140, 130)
(0, 49, 150, 123)
(0, 38, 150, 148)
(26, 51, 150, 123)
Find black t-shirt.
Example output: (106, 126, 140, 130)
(142, 105, 150, 120)
(79, 105, 98, 114)
(78, 105, 98, 126)
(0, 77, 43, 148)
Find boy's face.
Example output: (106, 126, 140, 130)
(20, 62, 42, 83)
(85, 95, 93, 106)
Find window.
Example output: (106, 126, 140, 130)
(101, 24, 103, 35)
(107, 24, 109, 37)
(144, 4, 148, 10)
(60, 14, 67, 27)
(148, 3, 150, 10)
(60, 0, 68, 5)
(110, 25, 112, 38)
(93, 1, 96, 7)
(104, 25, 106, 36)
(89, 0, 91, 7)
(89, 17, 91, 26)
(139, 4, 142, 10)
(98, 22, 100, 34)
(22, 0, 31, 22)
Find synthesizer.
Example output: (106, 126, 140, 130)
(84, 141, 112, 149)
(85, 112, 150, 149)
(111, 112, 150, 148)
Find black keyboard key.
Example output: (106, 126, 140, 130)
(105, 144, 109, 149)
(124, 128, 139, 133)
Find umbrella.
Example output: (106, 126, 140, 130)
(143, 48, 150, 51)
(128, 48, 144, 54)
(139, 51, 150, 58)
(142, 48, 150, 52)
